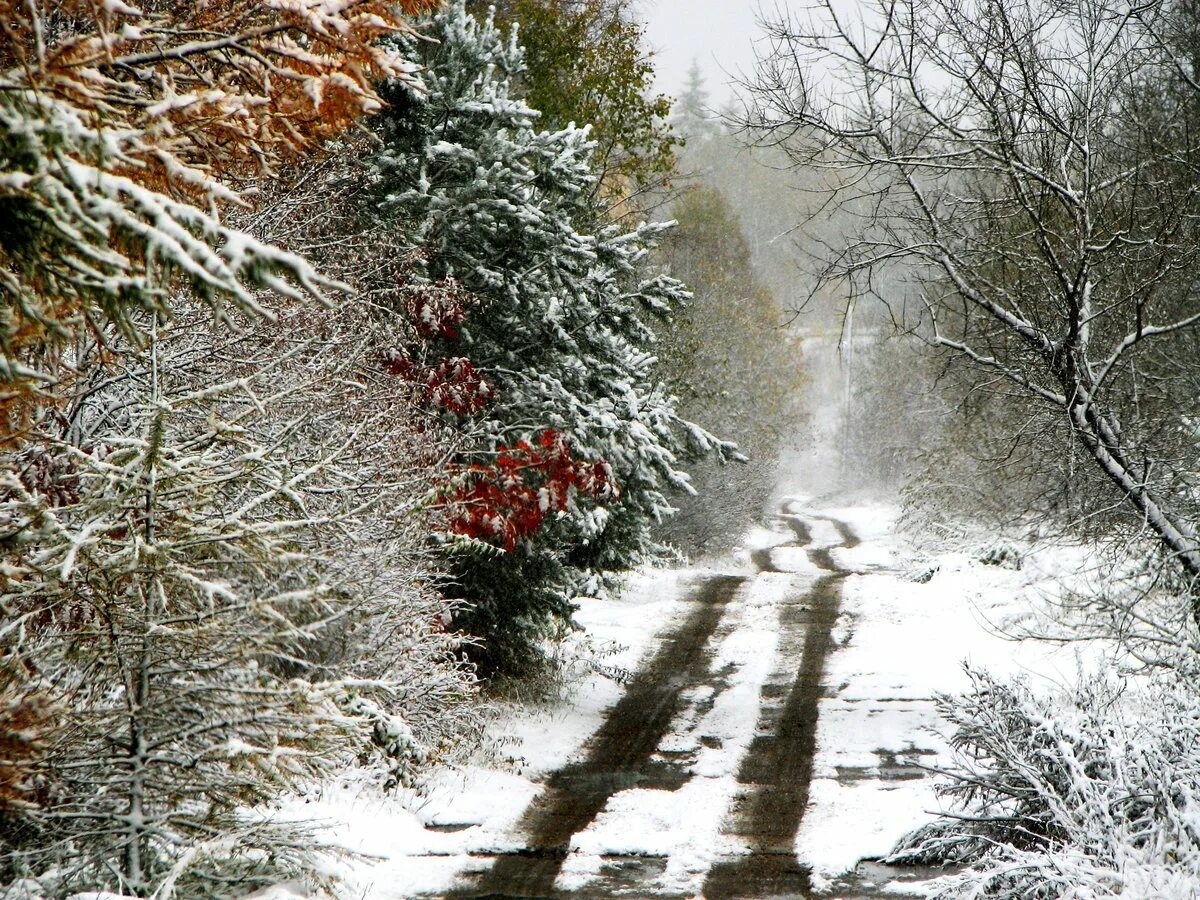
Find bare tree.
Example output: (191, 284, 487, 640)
(750, 0, 1200, 626)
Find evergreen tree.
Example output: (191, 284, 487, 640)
(371, 1, 733, 675)
(481, 0, 680, 202)
(673, 60, 718, 142)
(656, 186, 805, 555)
(0, 313, 476, 895)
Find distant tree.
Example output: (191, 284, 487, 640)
(656, 185, 805, 555)
(672, 60, 719, 141)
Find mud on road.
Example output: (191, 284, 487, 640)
(449, 504, 912, 899)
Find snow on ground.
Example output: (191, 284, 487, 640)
(766, 545, 825, 574)
(795, 501, 1110, 893)
(558, 573, 808, 896)
(276, 565, 705, 898)
(281, 499, 1109, 898)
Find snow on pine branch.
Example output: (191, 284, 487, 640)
(0, 0, 437, 438)
(888, 668, 1200, 899)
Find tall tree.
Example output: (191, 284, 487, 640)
(371, 1, 731, 675)
(750, 0, 1200, 629)
(656, 185, 805, 555)
(481, 0, 680, 209)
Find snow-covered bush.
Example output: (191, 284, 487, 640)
(888, 668, 1200, 898)
(0, 0, 433, 438)
(0, 307, 479, 896)
(367, 1, 734, 675)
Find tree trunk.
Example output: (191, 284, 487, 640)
(1070, 396, 1200, 628)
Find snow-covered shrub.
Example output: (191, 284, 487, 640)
(0, 0, 433, 437)
(367, 1, 734, 675)
(0, 307, 480, 896)
(978, 543, 1023, 570)
(888, 668, 1200, 898)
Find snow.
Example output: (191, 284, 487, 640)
(557, 573, 800, 896)
(829, 541, 895, 572)
(245, 888, 311, 900)
(274, 564, 701, 896)
(800, 778, 938, 894)
(765, 545, 825, 574)
(284, 500, 1118, 898)
(794, 506, 1111, 893)
(279, 768, 538, 897)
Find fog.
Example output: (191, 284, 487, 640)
(641, 0, 877, 102)
(640, 0, 777, 101)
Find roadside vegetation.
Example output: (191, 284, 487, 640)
(0, 0, 801, 895)
(749, 0, 1200, 892)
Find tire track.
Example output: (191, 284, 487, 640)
(455, 574, 745, 898)
(703, 512, 857, 899)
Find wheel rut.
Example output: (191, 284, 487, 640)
(455, 574, 745, 898)
(702, 513, 856, 899)
(449, 505, 880, 899)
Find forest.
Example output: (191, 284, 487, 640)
(4, 0, 1200, 897)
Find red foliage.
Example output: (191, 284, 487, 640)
(426, 358, 494, 415)
(444, 430, 619, 551)
(385, 351, 495, 416)
(385, 276, 493, 415)
(383, 348, 417, 379)
(404, 278, 470, 341)
(386, 278, 617, 550)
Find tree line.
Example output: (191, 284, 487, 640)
(0, 1, 803, 895)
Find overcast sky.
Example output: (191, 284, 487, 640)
(640, 1, 797, 105)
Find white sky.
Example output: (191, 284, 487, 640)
(640, 1, 879, 108)
(639, 1, 800, 104)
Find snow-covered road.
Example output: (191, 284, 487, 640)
(294, 497, 1084, 898)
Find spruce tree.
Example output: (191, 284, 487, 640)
(371, 1, 733, 675)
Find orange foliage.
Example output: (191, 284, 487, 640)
(1, 0, 439, 202)
(0, 672, 50, 821)
(0, 0, 441, 442)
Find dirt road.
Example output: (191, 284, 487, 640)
(445, 501, 928, 899)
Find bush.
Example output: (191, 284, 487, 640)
(889, 668, 1200, 898)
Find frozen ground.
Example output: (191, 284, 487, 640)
(272, 495, 1098, 898)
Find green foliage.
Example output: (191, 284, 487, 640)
(656, 185, 806, 554)
(372, 2, 731, 676)
(452, 542, 576, 678)
(483, 0, 680, 202)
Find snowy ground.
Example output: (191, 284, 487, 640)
(280, 496, 1098, 898)
(277, 567, 705, 897)
(789, 502, 1095, 894)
